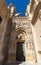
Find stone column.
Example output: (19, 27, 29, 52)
(7, 22, 16, 63)
(0, 18, 12, 64)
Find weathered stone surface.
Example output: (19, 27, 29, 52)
(0, 0, 41, 64)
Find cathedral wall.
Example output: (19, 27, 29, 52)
(31, 18, 41, 63)
(11, 17, 37, 63)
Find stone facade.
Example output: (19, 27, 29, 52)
(0, 0, 41, 65)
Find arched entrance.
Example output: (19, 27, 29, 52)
(16, 28, 26, 61)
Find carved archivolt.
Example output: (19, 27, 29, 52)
(16, 27, 26, 41)
(31, 2, 41, 25)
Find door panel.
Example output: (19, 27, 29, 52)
(16, 42, 25, 61)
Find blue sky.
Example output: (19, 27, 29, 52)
(6, 0, 29, 13)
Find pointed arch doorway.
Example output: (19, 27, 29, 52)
(16, 29, 26, 61)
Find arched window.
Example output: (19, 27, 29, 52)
(0, 16, 2, 23)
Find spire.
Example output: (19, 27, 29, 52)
(7, 3, 16, 18)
